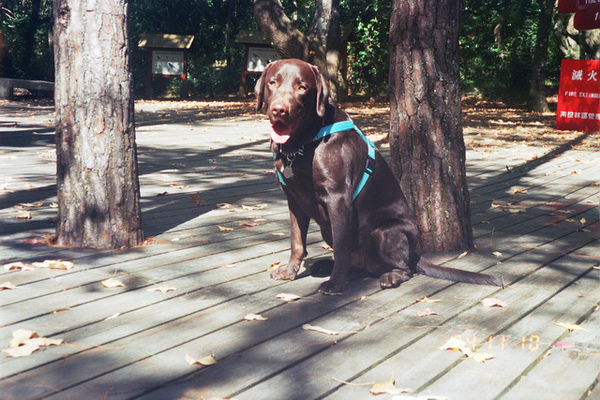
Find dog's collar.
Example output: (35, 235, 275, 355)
(275, 119, 377, 201)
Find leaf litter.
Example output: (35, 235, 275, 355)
(3, 329, 64, 358)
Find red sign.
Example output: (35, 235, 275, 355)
(556, 59, 600, 132)
(558, 0, 578, 13)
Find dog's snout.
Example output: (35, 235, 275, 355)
(270, 103, 288, 118)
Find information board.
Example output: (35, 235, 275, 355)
(152, 51, 185, 76)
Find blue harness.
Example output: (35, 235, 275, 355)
(275, 120, 377, 201)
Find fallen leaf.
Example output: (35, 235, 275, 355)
(276, 293, 301, 302)
(417, 308, 440, 317)
(188, 192, 205, 204)
(186, 353, 217, 366)
(302, 324, 339, 336)
(238, 221, 260, 227)
(439, 336, 468, 352)
(241, 204, 267, 210)
(0, 281, 18, 290)
(105, 313, 120, 320)
(217, 203, 232, 209)
(268, 261, 283, 270)
(580, 218, 587, 225)
(2, 344, 39, 358)
(101, 278, 125, 288)
(513, 188, 528, 194)
(15, 201, 43, 209)
(147, 286, 176, 293)
(416, 296, 441, 304)
(52, 307, 70, 314)
(223, 264, 238, 269)
(556, 322, 586, 332)
(481, 298, 507, 308)
(245, 313, 268, 321)
(16, 211, 32, 220)
(218, 225, 234, 232)
(469, 352, 495, 363)
(25, 337, 63, 347)
(553, 341, 575, 348)
(8, 329, 39, 348)
(457, 251, 468, 259)
(32, 260, 74, 270)
(369, 375, 408, 395)
(492, 251, 503, 258)
(321, 244, 334, 251)
(3, 261, 32, 271)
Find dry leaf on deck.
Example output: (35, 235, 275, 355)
(369, 375, 408, 395)
(321, 244, 334, 251)
(513, 188, 528, 194)
(245, 314, 268, 321)
(0, 281, 18, 290)
(302, 324, 339, 336)
(268, 261, 283, 270)
(481, 298, 507, 308)
(223, 264, 238, 269)
(8, 329, 39, 347)
(241, 204, 267, 210)
(469, 352, 495, 363)
(188, 192, 205, 204)
(32, 260, 74, 270)
(217, 203, 232, 209)
(438, 336, 468, 352)
(218, 225, 234, 232)
(147, 286, 176, 293)
(52, 307, 70, 314)
(16, 211, 32, 220)
(417, 308, 440, 318)
(580, 218, 587, 225)
(2, 344, 40, 358)
(3, 262, 32, 271)
(101, 277, 125, 288)
(556, 322, 586, 332)
(238, 221, 260, 227)
(276, 293, 301, 302)
(416, 296, 441, 304)
(25, 337, 63, 347)
(185, 353, 217, 366)
(492, 251, 503, 258)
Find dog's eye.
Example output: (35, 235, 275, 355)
(297, 84, 308, 92)
(268, 80, 278, 88)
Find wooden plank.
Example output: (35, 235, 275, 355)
(323, 241, 599, 400)
(502, 298, 600, 400)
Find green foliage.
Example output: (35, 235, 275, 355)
(342, 0, 390, 98)
(0, 0, 565, 98)
(460, 0, 562, 95)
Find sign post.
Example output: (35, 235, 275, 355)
(556, 59, 600, 131)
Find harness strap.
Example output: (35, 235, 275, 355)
(275, 119, 377, 201)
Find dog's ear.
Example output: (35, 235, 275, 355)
(310, 64, 330, 118)
(255, 62, 274, 112)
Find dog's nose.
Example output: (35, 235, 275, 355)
(270, 103, 288, 117)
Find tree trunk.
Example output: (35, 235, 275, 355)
(53, 0, 143, 248)
(253, 0, 343, 97)
(527, 0, 555, 113)
(389, 0, 472, 253)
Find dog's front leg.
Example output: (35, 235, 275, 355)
(271, 198, 309, 281)
(318, 198, 353, 295)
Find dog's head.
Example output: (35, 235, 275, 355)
(255, 59, 330, 145)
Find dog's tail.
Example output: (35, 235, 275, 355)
(416, 256, 504, 287)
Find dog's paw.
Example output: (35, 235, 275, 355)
(270, 266, 298, 281)
(318, 279, 345, 295)
(379, 269, 411, 289)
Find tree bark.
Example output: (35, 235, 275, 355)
(53, 0, 143, 248)
(253, 0, 343, 97)
(527, 0, 555, 113)
(389, 0, 472, 253)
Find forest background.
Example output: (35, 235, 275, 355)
(2, 0, 599, 101)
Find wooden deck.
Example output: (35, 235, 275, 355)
(1, 99, 599, 400)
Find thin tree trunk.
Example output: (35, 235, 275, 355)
(53, 0, 143, 248)
(528, 0, 555, 113)
(389, 0, 472, 253)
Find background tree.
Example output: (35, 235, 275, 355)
(527, 0, 555, 112)
(53, 0, 143, 248)
(389, 0, 472, 253)
(253, 0, 344, 97)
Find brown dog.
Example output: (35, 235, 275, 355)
(256, 59, 502, 294)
